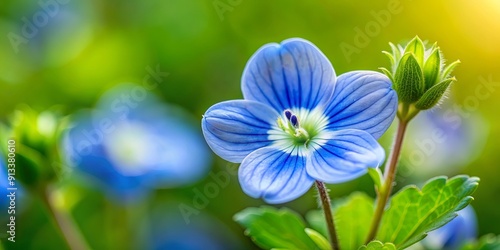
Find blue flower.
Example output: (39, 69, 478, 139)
(423, 206, 477, 250)
(402, 99, 487, 178)
(63, 84, 211, 202)
(202, 38, 397, 203)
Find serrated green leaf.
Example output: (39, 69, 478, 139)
(305, 228, 331, 250)
(423, 48, 441, 90)
(358, 241, 397, 250)
(414, 78, 454, 110)
(377, 175, 480, 249)
(234, 206, 318, 250)
(394, 53, 425, 103)
(306, 192, 374, 250)
(461, 234, 500, 250)
(404, 36, 425, 65)
(441, 59, 460, 79)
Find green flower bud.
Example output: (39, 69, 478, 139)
(381, 36, 460, 121)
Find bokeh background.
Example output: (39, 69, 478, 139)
(1, 0, 499, 249)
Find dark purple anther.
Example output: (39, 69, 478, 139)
(284, 109, 292, 120)
(290, 115, 299, 127)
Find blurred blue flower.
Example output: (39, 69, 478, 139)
(202, 38, 397, 203)
(63, 84, 211, 202)
(423, 206, 477, 250)
(402, 99, 488, 178)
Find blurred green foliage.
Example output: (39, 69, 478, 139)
(1, 0, 500, 249)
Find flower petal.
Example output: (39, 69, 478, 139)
(202, 100, 279, 163)
(325, 71, 397, 139)
(242, 38, 336, 112)
(306, 129, 385, 183)
(239, 147, 314, 204)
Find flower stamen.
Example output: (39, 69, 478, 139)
(277, 110, 310, 146)
(284, 109, 293, 120)
(290, 115, 299, 128)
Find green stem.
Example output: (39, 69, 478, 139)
(315, 181, 340, 250)
(105, 196, 149, 249)
(106, 200, 131, 250)
(39, 186, 90, 250)
(365, 119, 409, 243)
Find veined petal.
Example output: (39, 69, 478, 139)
(239, 146, 314, 204)
(202, 100, 278, 163)
(306, 129, 385, 183)
(325, 71, 397, 139)
(242, 38, 336, 112)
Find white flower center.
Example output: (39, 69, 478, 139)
(268, 107, 329, 156)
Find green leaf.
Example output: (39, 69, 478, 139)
(461, 234, 500, 250)
(423, 48, 441, 90)
(306, 192, 374, 250)
(335, 193, 374, 249)
(358, 241, 397, 250)
(368, 168, 384, 193)
(377, 175, 480, 249)
(234, 206, 318, 250)
(305, 228, 331, 250)
(414, 78, 454, 110)
(394, 53, 425, 103)
(306, 210, 328, 238)
(404, 36, 425, 65)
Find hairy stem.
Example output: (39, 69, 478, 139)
(315, 181, 340, 250)
(365, 119, 409, 243)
